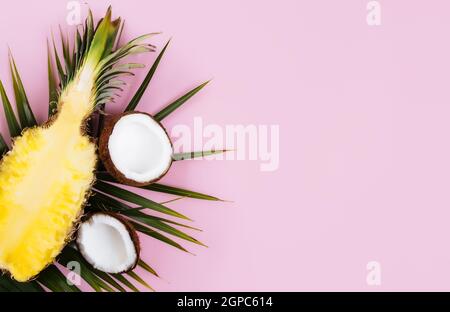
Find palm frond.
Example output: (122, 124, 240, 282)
(94, 180, 191, 220)
(91, 270, 126, 292)
(37, 265, 80, 292)
(125, 39, 170, 112)
(111, 273, 139, 292)
(0, 80, 21, 137)
(123, 209, 205, 246)
(90, 191, 201, 250)
(126, 271, 153, 291)
(172, 149, 228, 161)
(138, 259, 159, 277)
(58, 247, 114, 292)
(47, 41, 59, 116)
(51, 35, 66, 87)
(0, 275, 44, 292)
(59, 26, 72, 79)
(91, 190, 201, 231)
(9, 53, 37, 128)
(154, 80, 210, 121)
(0, 134, 8, 155)
(132, 212, 202, 232)
(131, 221, 189, 252)
(97, 171, 221, 201)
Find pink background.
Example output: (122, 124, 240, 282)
(0, 0, 450, 291)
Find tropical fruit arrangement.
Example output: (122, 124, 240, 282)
(0, 7, 222, 291)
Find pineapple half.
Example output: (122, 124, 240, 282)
(0, 8, 152, 282)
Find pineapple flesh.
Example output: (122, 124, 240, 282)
(0, 85, 96, 281)
(0, 9, 138, 281)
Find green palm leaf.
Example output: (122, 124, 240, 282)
(90, 192, 191, 251)
(124, 209, 205, 246)
(51, 36, 66, 86)
(111, 273, 139, 292)
(0, 80, 21, 137)
(136, 213, 202, 232)
(154, 80, 210, 121)
(59, 27, 72, 78)
(125, 39, 170, 112)
(91, 190, 201, 231)
(145, 183, 222, 201)
(58, 247, 114, 292)
(47, 41, 59, 116)
(172, 149, 228, 161)
(0, 275, 44, 292)
(97, 171, 221, 201)
(37, 265, 81, 292)
(138, 259, 158, 277)
(90, 190, 131, 212)
(94, 180, 191, 220)
(130, 221, 188, 252)
(92, 270, 127, 292)
(9, 53, 37, 128)
(0, 134, 8, 155)
(126, 270, 153, 291)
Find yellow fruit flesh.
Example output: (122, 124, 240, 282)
(0, 71, 96, 281)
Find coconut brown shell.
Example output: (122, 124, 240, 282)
(76, 211, 140, 273)
(98, 111, 173, 186)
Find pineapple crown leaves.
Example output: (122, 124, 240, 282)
(0, 7, 226, 292)
(48, 7, 155, 111)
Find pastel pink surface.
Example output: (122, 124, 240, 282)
(0, 0, 449, 291)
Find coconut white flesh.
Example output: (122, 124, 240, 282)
(108, 113, 172, 183)
(77, 214, 137, 273)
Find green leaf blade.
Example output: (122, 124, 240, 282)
(0, 80, 21, 137)
(138, 259, 158, 277)
(0, 133, 9, 155)
(47, 41, 59, 116)
(172, 149, 228, 161)
(59, 27, 72, 78)
(111, 273, 139, 292)
(125, 39, 170, 112)
(154, 80, 210, 121)
(147, 183, 221, 201)
(37, 265, 81, 292)
(94, 181, 191, 220)
(52, 36, 66, 87)
(126, 271, 153, 291)
(97, 171, 221, 201)
(128, 210, 202, 231)
(9, 53, 37, 128)
(124, 209, 205, 246)
(91, 191, 201, 233)
(58, 247, 113, 292)
(93, 270, 127, 292)
(130, 221, 188, 252)
(0, 275, 45, 292)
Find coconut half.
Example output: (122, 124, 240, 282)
(76, 212, 140, 273)
(99, 112, 173, 186)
